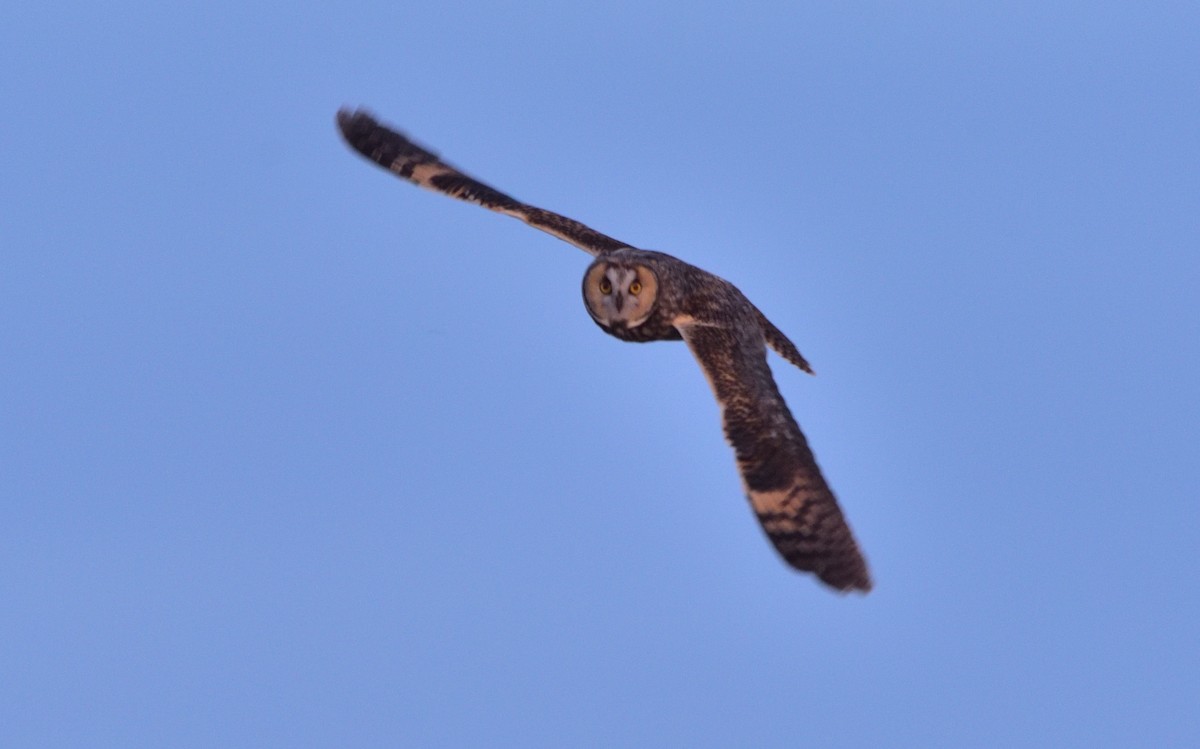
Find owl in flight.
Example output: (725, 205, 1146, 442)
(337, 109, 871, 593)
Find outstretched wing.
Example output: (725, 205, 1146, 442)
(337, 109, 630, 257)
(678, 322, 871, 592)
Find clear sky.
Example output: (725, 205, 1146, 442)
(3, 2, 1198, 747)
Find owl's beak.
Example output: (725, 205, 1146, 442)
(612, 291, 624, 312)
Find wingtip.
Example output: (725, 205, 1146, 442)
(821, 579, 869, 596)
(336, 106, 375, 140)
(813, 557, 873, 594)
(824, 572, 872, 595)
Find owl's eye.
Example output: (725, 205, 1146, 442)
(598, 278, 612, 294)
(629, 281, 643, 295)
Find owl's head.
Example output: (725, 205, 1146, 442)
(582, 260, 660, 331)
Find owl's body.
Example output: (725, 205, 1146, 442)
(585, 248, 731, 343)
(337, 109, 871, 593)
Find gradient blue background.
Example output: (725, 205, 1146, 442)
(4, 3, 1197, 746)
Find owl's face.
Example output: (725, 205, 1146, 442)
(582, 261, 660, 331)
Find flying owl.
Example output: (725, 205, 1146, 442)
(337, 109, 871, 593)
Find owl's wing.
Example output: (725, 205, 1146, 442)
(337, 109, 630, 257)
(678, 322, 871, 592)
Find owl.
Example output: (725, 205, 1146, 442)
(337, 109, 871, 593)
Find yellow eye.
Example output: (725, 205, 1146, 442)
(629, 281, 642, 295)
(598, 278, 612, 294)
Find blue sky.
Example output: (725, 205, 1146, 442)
(3, 2, 1198, 746)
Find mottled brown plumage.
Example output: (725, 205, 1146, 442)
(337, 108, 871, 592)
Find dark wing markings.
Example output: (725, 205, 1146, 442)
(678, 322, 870, 592)
(337, 109, 630, 257)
